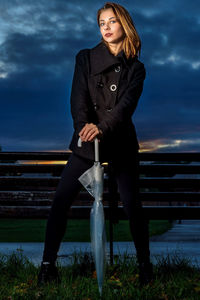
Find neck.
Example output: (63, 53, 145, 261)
(108, 41, 123, 56)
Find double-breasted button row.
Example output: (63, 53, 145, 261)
(94, 103, 112, 112)
(97, 82, 104, 88)
(97, 82, 117, 92)
(93, 103, 99, 111)
(110, 84, 117, 91)
(110, 65, 120, 91)
(115, 65, 121, 72)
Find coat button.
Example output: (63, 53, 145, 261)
(115, 65, 121, 72)
(110, 84, 117, 91)
(93, 103, 98, 111)
(97, 82, 104, 88)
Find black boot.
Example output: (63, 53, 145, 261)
(139, 262, 153, 286)
(37, 262, 60, 285)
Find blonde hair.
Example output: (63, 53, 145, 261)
(97, 2, 141, 58)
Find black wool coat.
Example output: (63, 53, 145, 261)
(69, 42, 146, 163)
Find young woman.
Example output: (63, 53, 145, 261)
(38, 2, 153, 285)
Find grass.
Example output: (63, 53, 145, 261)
(0, 252, 200, 299)
(0, 219, 172, 242)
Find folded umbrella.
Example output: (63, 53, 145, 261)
(78, 137, 107, 296)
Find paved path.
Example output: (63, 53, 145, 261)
(150, 220, 200, 266)
(0, 220, 200, 266)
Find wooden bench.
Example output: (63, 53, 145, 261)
(1, 151, 200, 262)
(1, 152, 200, 220)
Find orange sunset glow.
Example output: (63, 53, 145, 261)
(18, 138, 200, 165)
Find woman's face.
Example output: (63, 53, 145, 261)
(99, 8, 125, 45)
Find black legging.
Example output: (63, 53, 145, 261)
(42, 152, 150, 264)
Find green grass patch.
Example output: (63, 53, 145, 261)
(0, 252, 200, 299)
(0, 219, 172, 242)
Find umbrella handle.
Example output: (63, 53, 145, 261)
(77, 137, 99, 163)
(77, 137, 82, 147)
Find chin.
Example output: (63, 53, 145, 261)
(104, 37, 117, 43)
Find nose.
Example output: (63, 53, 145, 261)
(103, 22, 110, 30)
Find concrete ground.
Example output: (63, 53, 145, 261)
(150, 219, 200, 266)
(0, 220, 200, 267)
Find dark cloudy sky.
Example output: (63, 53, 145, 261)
(0, 0, 199, 152)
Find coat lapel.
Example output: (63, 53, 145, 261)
(88, 42, 134, 110)
(90, 42, 128, 75)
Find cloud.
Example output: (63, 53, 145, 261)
(0, 0, 200, 152)
(139, 136, 200, 153)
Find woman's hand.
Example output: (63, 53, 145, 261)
(79, 123, 102, 142)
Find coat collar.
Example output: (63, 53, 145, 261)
(90, 42, 131, 75)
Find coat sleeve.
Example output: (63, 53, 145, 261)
(97, 61, 146, 136)
(70, 50, 90, 133)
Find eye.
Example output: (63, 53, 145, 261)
(110, 20, 116, 24)
(99, 22, 105, 27)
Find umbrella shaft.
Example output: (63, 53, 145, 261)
(94, 138, 99, 162)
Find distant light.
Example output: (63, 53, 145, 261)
(19, 160, 68, 165)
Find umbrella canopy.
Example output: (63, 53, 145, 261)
(78, 138, 107, 295)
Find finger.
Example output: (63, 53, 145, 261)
(83, 128, 96, 141)
(80, 123, 95, 134)
(87, 129, 99, 141)
(88, 132, 98, 141)
(82, 125, 96, 137)
(79, 123, 89, 136)
(79, 124, 98, 141)
(85, 128, 97, 141)
(79, 127, 90, 139)
(81, 128, 92, 140)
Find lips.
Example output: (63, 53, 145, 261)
(105, 33, 113, 37)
